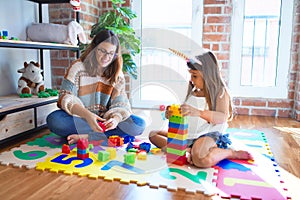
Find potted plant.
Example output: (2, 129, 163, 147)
(81, 0, 140, 79)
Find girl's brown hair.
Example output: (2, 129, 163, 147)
(185, 51, 233, 120)
(80, 30, 122, 84)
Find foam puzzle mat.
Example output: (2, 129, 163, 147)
(0, 129, 291, 199)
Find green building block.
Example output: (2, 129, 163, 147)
(98, 151, 110, 162)
(169, 115, 188, 124)
(124, 153, 135, 165)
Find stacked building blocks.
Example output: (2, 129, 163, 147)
(77, 138, 89, 160)
(166, 104, 188, 166)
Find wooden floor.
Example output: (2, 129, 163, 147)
(0, 115, 299, 200)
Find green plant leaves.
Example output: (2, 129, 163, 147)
(116, 7, 137, 20)
(122, 54, 138, 79)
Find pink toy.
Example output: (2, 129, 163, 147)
(159, 104, 166, 111)
(98, 121, 106, 132)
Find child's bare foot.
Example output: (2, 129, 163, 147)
(67, 134, 88, 144)
(231, 150, 253, 160)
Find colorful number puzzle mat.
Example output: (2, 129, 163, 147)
(0, 129, 291, 199)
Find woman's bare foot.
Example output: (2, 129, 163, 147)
(67, 134, 88, 144)
(231, 150, 254, 160)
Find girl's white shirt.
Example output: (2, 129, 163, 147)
(185, 95, 228, 139)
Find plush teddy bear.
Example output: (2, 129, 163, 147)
(17, 61, 45, 95)
(26, 21, 87, 46)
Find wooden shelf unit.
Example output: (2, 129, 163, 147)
(0, 0, 80, 143)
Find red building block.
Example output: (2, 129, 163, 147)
(62, 144, 70, 154)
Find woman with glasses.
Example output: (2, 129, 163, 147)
(47, 30, 146, 144)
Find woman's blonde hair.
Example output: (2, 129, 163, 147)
(80, 30, 122, 84)
(185, 51, 233, 120)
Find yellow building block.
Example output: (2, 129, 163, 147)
(137, 151, 147, 160)
(168, 132, 188, 140)
(106, 147, 116, 159)
(150, 148, 162, 154)
(169, 104, 182, 117)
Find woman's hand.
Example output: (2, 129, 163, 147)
(71, 104, 106, 133)
(180, 103, 201, 117)
(85, 112, 106, 133)
(104, 117, 120, 131)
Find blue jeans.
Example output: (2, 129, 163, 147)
(46, 110, 146, 141)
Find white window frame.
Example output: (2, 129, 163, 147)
(229, 0, 293, 98)
(130, 0, 203, 108)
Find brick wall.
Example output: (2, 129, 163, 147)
(48, 1, 102, 88)
(48, 0, 131, 96)
(291, 0, 300, 120)
(202, 0, 300, 120)
(48, 0, 300, 121)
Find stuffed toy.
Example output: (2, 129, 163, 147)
(26, 21, 87, 46)
(17, 61, 45, 95)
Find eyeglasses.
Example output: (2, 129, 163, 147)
(97, 48, 116, 58)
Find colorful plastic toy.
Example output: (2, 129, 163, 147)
(124, 153, 135, 165)
(61, 144, 70, 154)
(108, 135, 124, 147)
(126, 142, 151, 153)
(98, 121, 106, 132)
(166, 104, 188, 166)
(98, 151, 110, 162)
(106, 147, 116, 159)
(77, 138, 89, 160)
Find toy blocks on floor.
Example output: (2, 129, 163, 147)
(98, 151, 110, 162)
(166, 104, 188, 166)
(124, 153, 136, 165)
(108, 135, 124, 147)
(77, 138, 89, 160)
(106, 147, 116, 159)
(62, 144, 70, 154)
(150, 148, 161, 154)
(137, 151, 147, 160)
(126, 142, 151, 153)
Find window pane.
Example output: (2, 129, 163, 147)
(241, 0, 281, 87)
(138, 0, 192, 105)
(142, 0, 192, 38)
